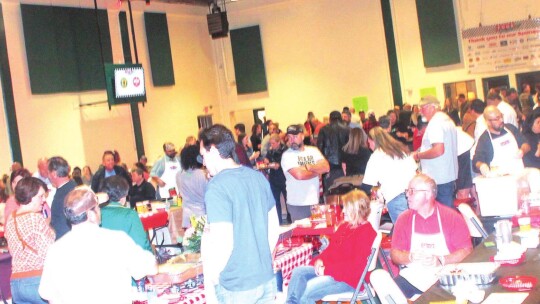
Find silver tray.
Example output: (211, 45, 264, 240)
(437, 262, 499, 286)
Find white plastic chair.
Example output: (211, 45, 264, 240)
(367, 201, 384, 231)
(457, 203, 488, 239)
(370, 269, 408, 304)
(320, 231, 383, 304)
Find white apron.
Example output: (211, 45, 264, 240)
(410, 208, 450, 261)
(488, 127, 524, 175)
(158, 157, 181, 199)
(400, 207, 450, 292)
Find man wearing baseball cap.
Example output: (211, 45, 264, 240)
(150, 142, 182, 199)
(281, 124, 329, 221)
(413, 95, 458, 208)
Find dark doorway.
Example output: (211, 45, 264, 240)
(516, 71, 540, 95)
(482, 75, 509, 98)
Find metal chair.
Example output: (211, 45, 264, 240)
(457, 203, 488, 239)
(319, 231, 383, 304)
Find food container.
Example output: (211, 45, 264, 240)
(437, 262, 499, 286)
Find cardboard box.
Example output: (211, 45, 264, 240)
(474, 175, 518, 217)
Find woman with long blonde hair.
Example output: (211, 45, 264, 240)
(362, 127, 417, 223)
(286, 189, 376, 303)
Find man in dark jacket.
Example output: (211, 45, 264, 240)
(317, 110, 350, 191)
(91, 150, 132, 193)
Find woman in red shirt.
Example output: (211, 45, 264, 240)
(286, 190, 377, 304)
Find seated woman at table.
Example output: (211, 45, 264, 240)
(5, 177, 55, 303)
(176, 144, 208, 228)
(286, 189, 377, 304)
(99, 176, 152, 253)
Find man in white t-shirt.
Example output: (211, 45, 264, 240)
(412, 96, 458, 208)
(281, 124, 329, 221)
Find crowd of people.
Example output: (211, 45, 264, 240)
(0, 83, 539, 303)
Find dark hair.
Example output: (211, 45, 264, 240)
(15, 177, 47, 205)
(329, 111, 342, 122)
(523, 108, 540, 135)
(102, 150, 115, 160)
(470, 99, 486, 114)
(134, 162, 148, 173)
(10, 168, 31, 186)
(181, 145, 202, 171)
(99, 176, 129, 202)
(72, 167, 83, 186)
(48, 156, 70, 177)
(199, 124, 236, 159)
(234, 123, 245, 133)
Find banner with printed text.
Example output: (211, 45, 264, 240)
(462, 18, 540, 74)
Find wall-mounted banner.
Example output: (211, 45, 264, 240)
(462, 18, 540, 74)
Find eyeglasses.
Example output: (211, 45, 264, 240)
(405, 188, 430, 196)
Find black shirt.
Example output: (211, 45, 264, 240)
(129, 180, 156, 209)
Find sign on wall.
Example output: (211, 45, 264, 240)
(462, 18, 540, 74)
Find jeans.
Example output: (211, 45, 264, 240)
(286, 204, 312, 222)
(286, 266, 354, 304)
(271, 182, 290, 225)
(215, 277, 276, 304)
(387, 193, 408, 223)
(11, 276, 48, 304)
(436, 181, 455, 208)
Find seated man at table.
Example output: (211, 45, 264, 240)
(129, 167, 156, 209)
(100, 176, 152, 253)
(39, 186, 157, 304)
(390, 173, 472, 298)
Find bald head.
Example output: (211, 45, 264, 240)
(483, 105, 504, 134)
(407, 174, 437, 213)
(37, 157, 49, 178)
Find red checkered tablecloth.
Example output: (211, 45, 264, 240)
(273, 243, 313, 287)
(134, 243, 312, 303)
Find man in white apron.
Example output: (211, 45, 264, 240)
(473, 106, 530, 177)
(390, 174, 472, 299)
(150, 142, 182, 199)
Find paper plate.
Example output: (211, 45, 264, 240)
(499, 275, 537, 291)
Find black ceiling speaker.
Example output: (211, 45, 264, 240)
(207, 11, 229, 39)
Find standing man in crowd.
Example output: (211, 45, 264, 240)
(39, 186, 156, 304)
(413, 96, 458, 208)
(199, 124, 279, 304)
(520, 83, 534, 118)
(33, 157, 54, 206)
(91, 150, 131, 193)
(282, 124, 329, 221)
(487, 92, 518, 128)
(33, 157, 52, 189)
(48, 156, 77, 240)
(391, 174, 472, 298)
(473, 106, 530, 176)
(150, 142, 181, 199)
(129, 167, 156, 208)
(317, 111, 349, 191)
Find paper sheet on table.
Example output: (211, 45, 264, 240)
(481, 292, 528, 304)
(399, 264, 440, 292)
